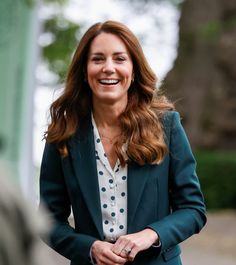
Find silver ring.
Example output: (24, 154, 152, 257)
(123, 248, 132, 255)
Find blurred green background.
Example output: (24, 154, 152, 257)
(0, 0, 235, 264)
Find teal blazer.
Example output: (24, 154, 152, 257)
(39, 111, 206, 265)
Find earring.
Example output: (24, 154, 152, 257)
(131, 73, 135, 83)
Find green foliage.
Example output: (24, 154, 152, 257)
(42, 0, 68, 4)
(195, 150, 236, 210)
(180, 32, 195, 53)
(198, 20, 222, 42)
(23, 0, 68, 6)
(25, 0, 75, 81)
(22, 0, 34, 7)
(42, 17, 80, 82)
(224, 15, 236, 30)
(197, 15, 236, 43)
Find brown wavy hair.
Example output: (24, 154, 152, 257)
(45, 20, 174, 166)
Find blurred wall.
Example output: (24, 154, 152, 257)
(0, 0, 41, 199)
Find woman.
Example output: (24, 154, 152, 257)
(39, 20, 206, 265)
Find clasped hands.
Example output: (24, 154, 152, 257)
(91, 228, 158, 265)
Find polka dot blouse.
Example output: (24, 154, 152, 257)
(91, 114, 128, 242)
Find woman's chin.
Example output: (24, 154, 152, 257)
(94, 93, 127, 105)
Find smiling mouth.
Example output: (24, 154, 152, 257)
(99, 79, 120, 85)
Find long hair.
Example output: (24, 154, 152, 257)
(45, 20, 174, 165)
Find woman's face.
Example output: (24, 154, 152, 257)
(87, 32, 133, 106)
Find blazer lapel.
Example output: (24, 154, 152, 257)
(127, 162, 150, 233)
(68, 117, 103, 239)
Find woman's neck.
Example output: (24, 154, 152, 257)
(92, 100, 126, 128)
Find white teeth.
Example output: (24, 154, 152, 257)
(100, 79, 119, 85)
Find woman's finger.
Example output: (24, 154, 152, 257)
(112, 238, 135, 259)
(92, 241, 127, 265)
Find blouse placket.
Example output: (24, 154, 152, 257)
(91, 114, 128, 242)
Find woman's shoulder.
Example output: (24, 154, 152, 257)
(159, 111, 181, 141)
(160, 110, 180, 127)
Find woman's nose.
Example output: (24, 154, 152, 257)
(102, 59, 115, 74)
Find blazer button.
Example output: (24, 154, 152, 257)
(166, 247, 172, 252)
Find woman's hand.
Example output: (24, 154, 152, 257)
(91, 240, 128, 265)
(111, 228, 158, 262)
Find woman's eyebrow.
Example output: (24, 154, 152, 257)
(90, 52, 128, 56)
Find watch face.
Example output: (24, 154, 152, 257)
(0, 0, 20, 46)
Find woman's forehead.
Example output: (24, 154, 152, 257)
(89, 32, 129, 54)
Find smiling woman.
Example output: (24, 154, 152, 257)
(39, 20, 206, 265)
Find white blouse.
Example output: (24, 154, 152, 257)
(91, 114, 128, 242)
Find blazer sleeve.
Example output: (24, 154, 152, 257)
(147, 111, 207, 251)
(39, 143, 97, 264)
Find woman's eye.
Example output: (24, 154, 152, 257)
(116, 57, 126, 62)
(91, 57, 103, 62)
